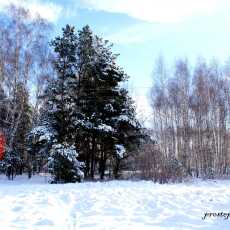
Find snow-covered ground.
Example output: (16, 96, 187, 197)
(0, 175, 230, 230)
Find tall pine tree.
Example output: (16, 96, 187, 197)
(75, 26, 141, 179)
(28, 25, 83, 183)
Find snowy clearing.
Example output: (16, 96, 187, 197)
(0, 175, 230, 230)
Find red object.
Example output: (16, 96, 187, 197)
(0, 133, 5, 160)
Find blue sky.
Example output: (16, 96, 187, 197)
(2, 0, 230, 122)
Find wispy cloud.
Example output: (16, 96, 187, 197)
(0, 0, 63, 22)
(80, 0, 223, 23)
(106, 23, 156, 45)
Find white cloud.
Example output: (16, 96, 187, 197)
(0, 0, 63, 22)
(106, 23, 155, 44)
(80, 0, 224, 23)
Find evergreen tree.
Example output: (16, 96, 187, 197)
(12, 83, 32, 166)
(28, 25, 83, 183)
(75, 25, 142, 179)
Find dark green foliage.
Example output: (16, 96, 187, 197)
(75, 25, 142, 179)
(48, 143, 83, 183)
(28, 25, 83, 183)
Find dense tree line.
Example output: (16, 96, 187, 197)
(148, 56, 230, 181)
(2, 5, 230, 184)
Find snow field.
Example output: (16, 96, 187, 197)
(0, 176, 230, 229)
